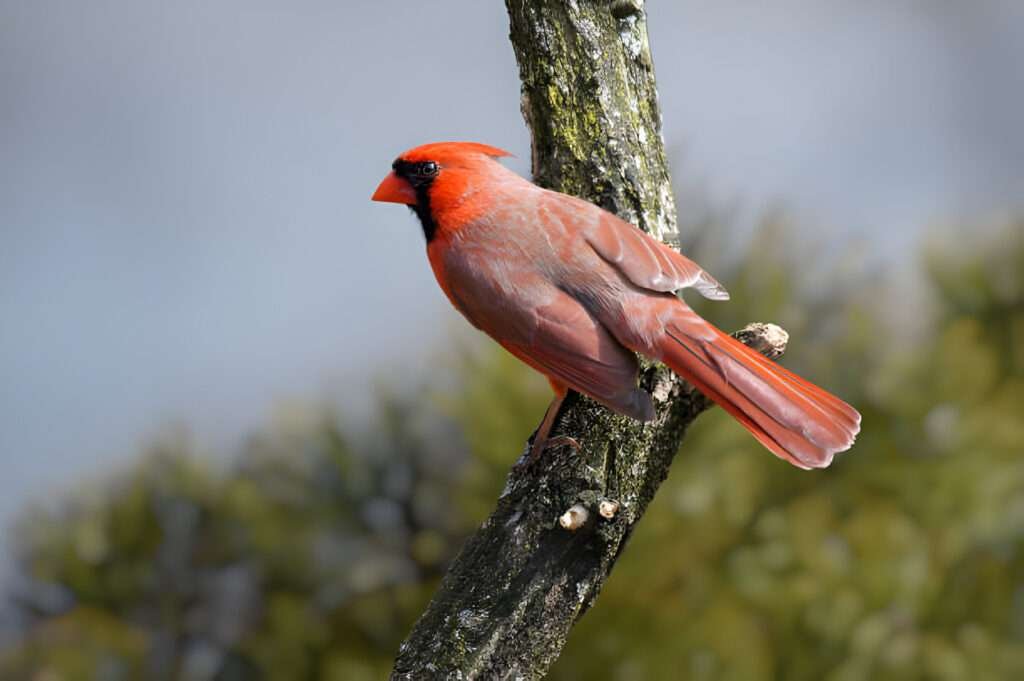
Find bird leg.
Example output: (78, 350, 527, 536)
(527, 387, 580, 462)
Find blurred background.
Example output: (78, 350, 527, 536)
(2, 1, 1023, 679)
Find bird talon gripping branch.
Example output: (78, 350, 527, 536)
(372, 142, 861, 470)
(543, 435, 580, 453)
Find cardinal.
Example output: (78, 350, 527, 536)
(372, 142, 860, 469)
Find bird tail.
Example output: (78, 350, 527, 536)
(658, 316, 861, 469)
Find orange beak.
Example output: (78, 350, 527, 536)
(371, 172, 417, 204)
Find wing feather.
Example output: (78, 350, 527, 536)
(583, 211, 729, 301)
(501, 294, 655, 422)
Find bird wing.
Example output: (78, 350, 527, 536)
(433, 241, 653, 421)
(577, 203, 729, 301)
(498, 292, 653, 421)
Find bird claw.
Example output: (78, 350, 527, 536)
(544, 435, 580, 452)
(518, 434, 581, 472)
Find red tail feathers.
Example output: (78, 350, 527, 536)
(659, 319, 860, 469)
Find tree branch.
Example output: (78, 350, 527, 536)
(392, 3, 787, 678)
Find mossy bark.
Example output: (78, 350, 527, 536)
(507, 0, 679, 244)
(391, 3, 787, 679)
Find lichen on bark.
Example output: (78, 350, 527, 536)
(391, 3, 789, 679)
(506, 0, 679, 243)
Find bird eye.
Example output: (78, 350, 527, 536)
(418, 161, 438, 177)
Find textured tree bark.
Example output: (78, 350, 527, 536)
(509, 0, 679, 244)
(391, 2, 789, 679)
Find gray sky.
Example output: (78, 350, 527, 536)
(2, 1, 1023, 537)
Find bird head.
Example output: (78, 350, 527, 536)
(371, 142, 513, 241)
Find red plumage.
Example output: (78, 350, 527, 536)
(372, 142, 860, 469)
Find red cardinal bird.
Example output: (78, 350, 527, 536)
(372, 142, 859, 469)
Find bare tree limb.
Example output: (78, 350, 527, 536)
(392, 3, 789, 678)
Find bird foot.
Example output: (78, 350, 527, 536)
(518, 434, 581, 471)
(544, 435, 581, 453)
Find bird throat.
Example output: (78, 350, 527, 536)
(391, 158, 439, 242)
(407, 188, 437, 242)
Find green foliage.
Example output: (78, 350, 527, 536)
(3, 403, 469, 681)
(3, 219, 1023, 680)
(549, 219, 1024, 681)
